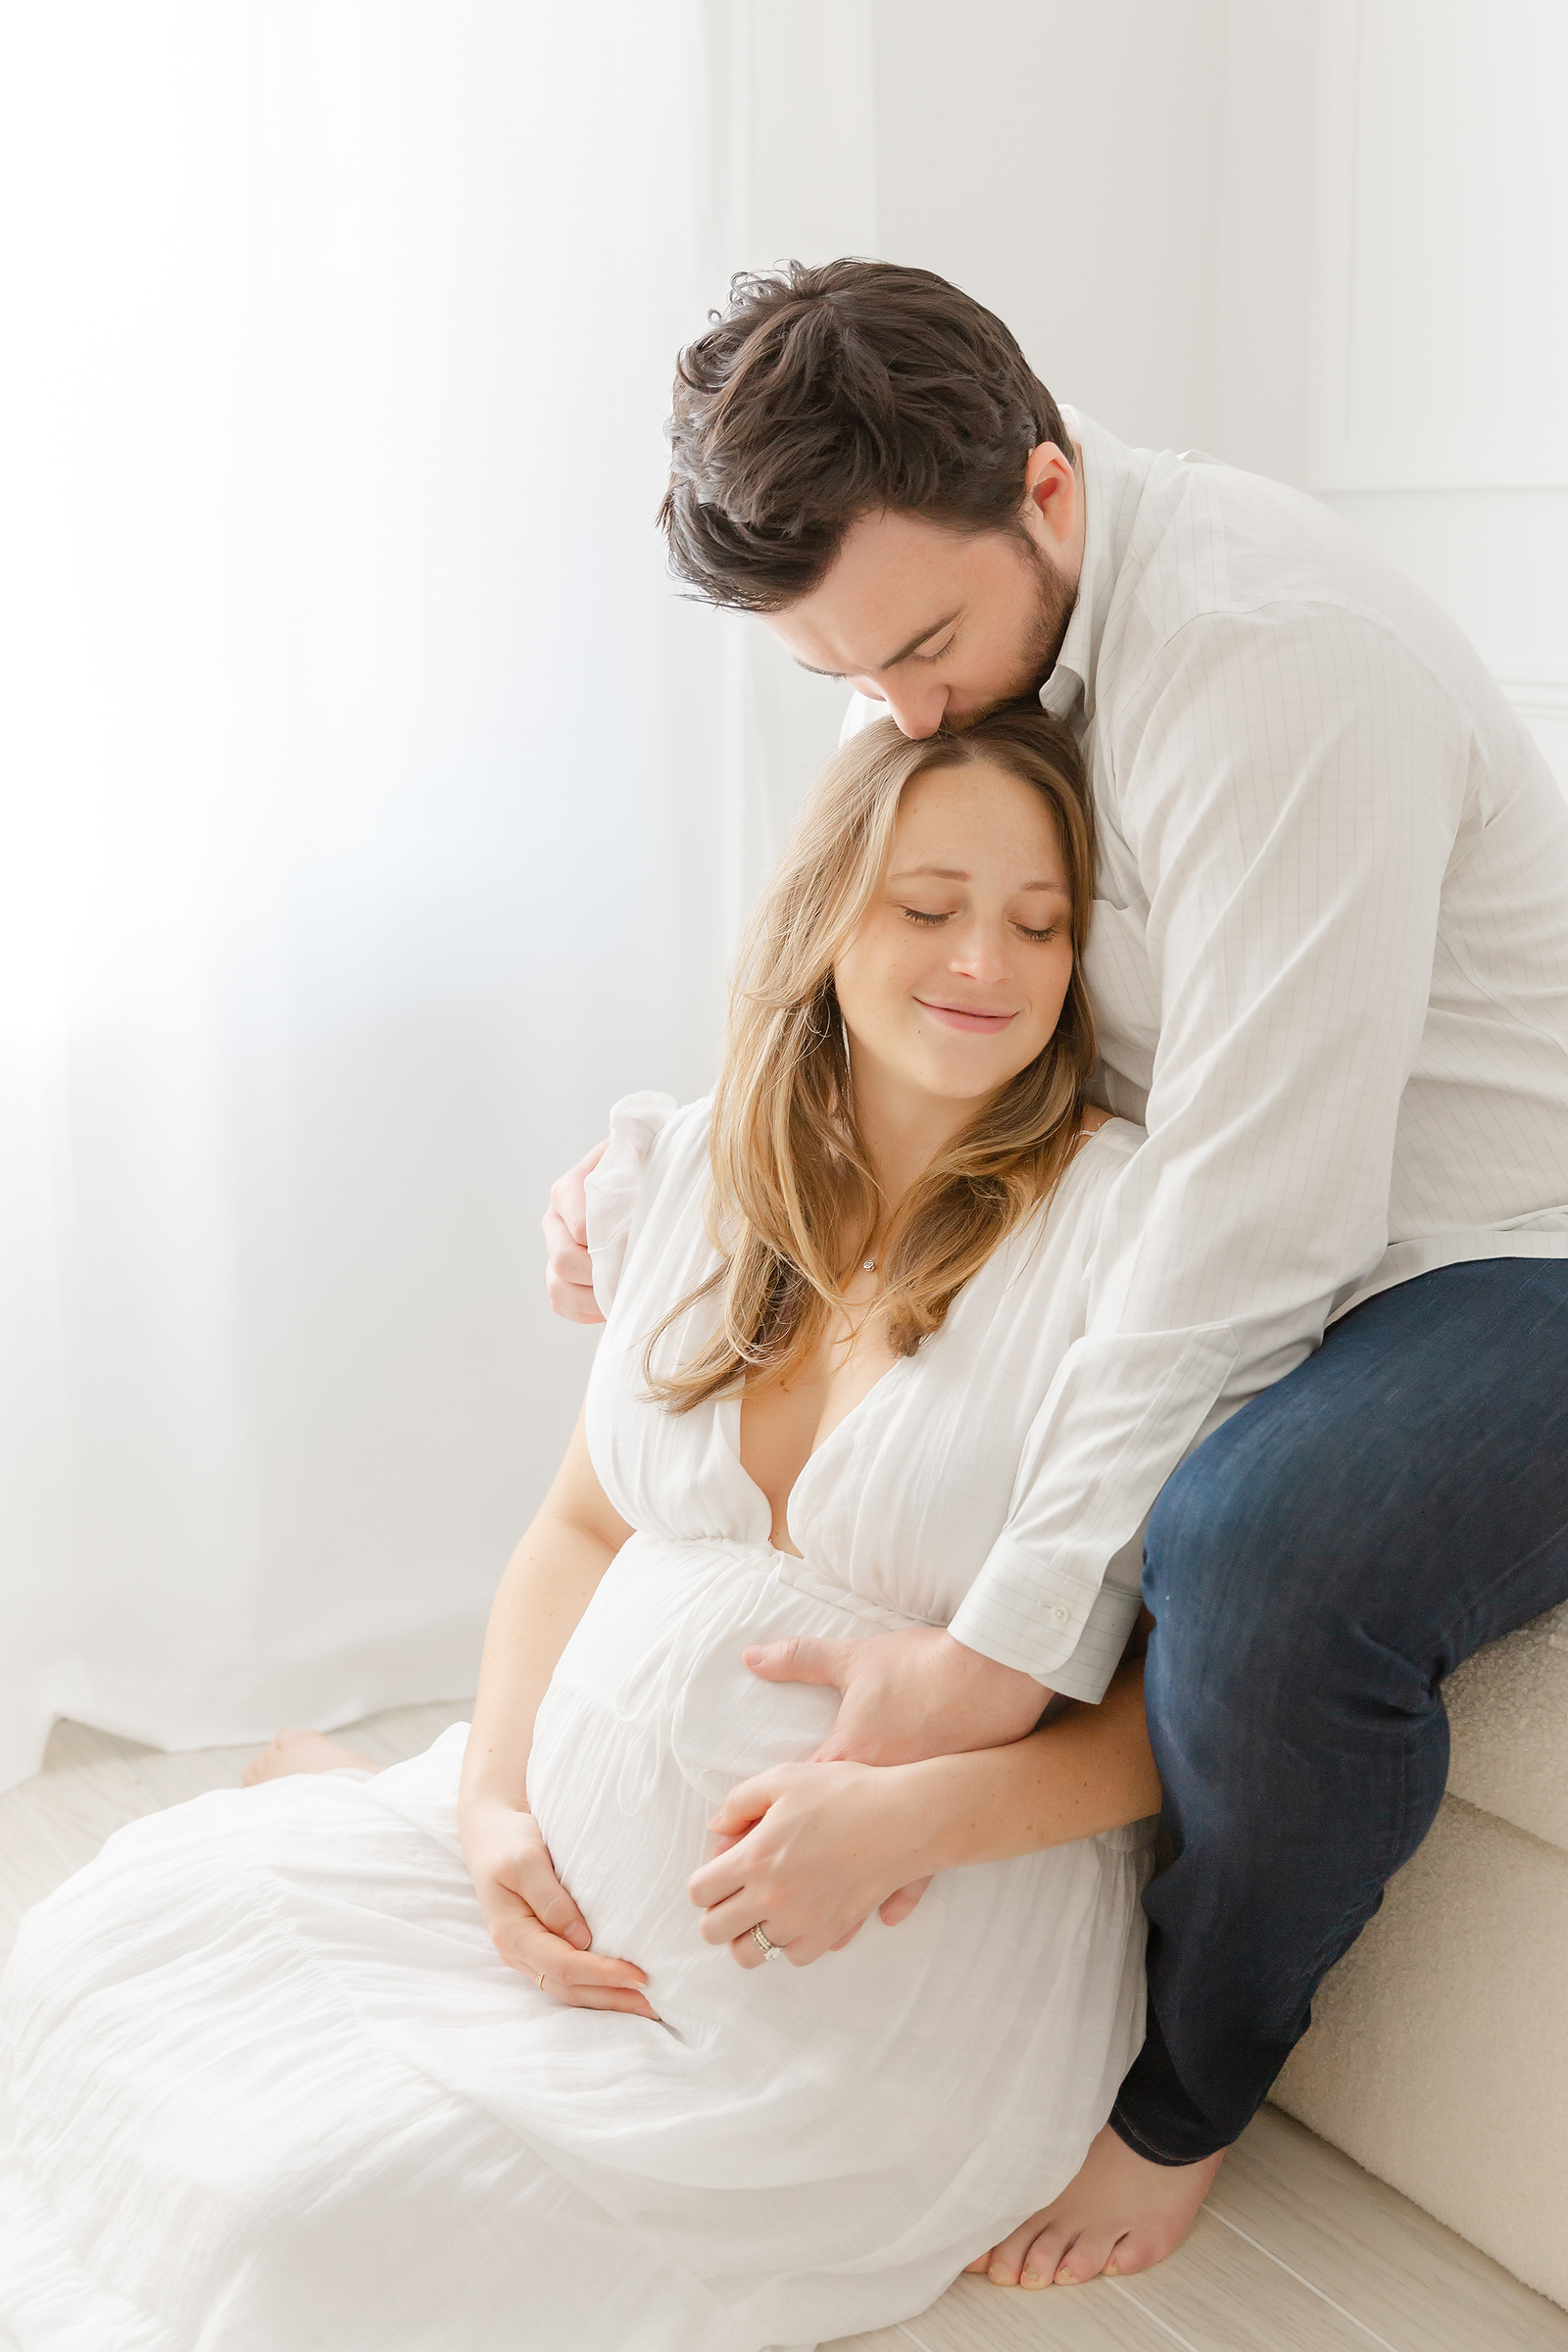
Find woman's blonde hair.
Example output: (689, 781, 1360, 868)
(647, 707, 1098, 1412)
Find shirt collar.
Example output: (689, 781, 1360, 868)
(1038, 410, 1146, 728)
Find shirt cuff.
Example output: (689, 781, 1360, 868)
(583, 1091, 678, 1316)
(949, 1529, 1145, 1703)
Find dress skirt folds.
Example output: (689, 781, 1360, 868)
(0, 1098, 1154, 2352)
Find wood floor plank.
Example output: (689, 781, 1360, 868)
(0, 1743, 151, 1881)
(1103, 2202, 1396, 2351)
(828, 2271, 1197, 2350)
(1216, 2104, 1568, 2351)
(817, 2329, 911, 2352)
(343, 1698, 470, 1767)
(0, 1725, 160, 1964)
(122, 1740, 253, 1808)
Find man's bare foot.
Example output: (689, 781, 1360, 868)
(242, 1729, 379, 1787)
(963, 2122, 1224, 2287)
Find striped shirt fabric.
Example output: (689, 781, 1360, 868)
(845, 413, 1568, 1699)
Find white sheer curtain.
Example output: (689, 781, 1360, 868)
(0, 1, 874, 1790)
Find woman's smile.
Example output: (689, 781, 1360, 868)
(913, 996, 1020, 1034)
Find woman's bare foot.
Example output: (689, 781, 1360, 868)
(964, 2122, 1224, 2287)
(242, 1729, 379, 1786)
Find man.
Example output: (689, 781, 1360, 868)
(543, 260, 1568, 2288)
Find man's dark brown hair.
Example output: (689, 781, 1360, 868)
(660, 259, 1071, 612)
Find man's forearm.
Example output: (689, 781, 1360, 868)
(900, 1657, 1158, 1875)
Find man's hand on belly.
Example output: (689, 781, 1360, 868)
(743, 1624, 1050, 1766)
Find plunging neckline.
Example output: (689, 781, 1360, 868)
(721, 1351, 913, 1557)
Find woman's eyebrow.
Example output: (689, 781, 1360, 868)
(887, 865, 1069, 891)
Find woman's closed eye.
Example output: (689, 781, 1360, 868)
(899, 906, 1060, 945)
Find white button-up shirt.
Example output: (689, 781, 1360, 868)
(847, 414, 1568, 1700)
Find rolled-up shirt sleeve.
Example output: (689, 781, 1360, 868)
(952, 606, 1468, 1693)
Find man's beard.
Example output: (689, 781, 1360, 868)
(1015, 534, 1078, 695)
(945, 535, 1077, 732)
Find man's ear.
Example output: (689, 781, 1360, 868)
(1021, 441, 1080, 556)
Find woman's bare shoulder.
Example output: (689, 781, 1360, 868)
(1079, 1103, 1145, 1145)
(1071, 1105, 1147, 1171)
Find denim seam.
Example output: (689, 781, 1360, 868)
(1108, 2097, 1225, 2168)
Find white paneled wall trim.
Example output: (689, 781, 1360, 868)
(1498, 674, 1568, 797)
(1308, 0, 1568, 493)
(1496, 673, 1568, 725)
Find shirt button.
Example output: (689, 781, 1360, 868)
(1051, 1604, 1071, 1625)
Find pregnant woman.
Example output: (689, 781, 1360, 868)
(2, 709, 1189, 2352)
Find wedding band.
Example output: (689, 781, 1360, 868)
(751, 1924, 784, 1962)
(537, 1970, 547, 1990)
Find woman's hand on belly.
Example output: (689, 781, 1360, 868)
(686, 1761, 935, 1969)
(461, 1795, 660, 2019)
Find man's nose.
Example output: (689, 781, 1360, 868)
(879, 678, 950, 739)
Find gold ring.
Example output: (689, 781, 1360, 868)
(537, 1970, 547, 1990)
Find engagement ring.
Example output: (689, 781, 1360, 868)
(751, 1924, 784, 1962)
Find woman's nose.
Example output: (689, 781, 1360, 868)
(948, 924, 1009, 983)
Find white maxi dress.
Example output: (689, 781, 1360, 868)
(0, 1096, 1153, 2352)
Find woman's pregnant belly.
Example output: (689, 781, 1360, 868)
(517, 1532, 1150, 2198)
(523, 1536, 956, 2030)
(543, 1534, 850, 1793)
(526, 1536, 846, 1941)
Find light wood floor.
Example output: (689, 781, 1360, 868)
(3, 1703, 1566, 2352)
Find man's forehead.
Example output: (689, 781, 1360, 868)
(763, 510, 980, 676)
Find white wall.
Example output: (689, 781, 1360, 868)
(751, 0, 1568, 801)
(737, 0, 1259, 861)
(1305, 0, 1568, 782)
(871, 0, 1227, 457)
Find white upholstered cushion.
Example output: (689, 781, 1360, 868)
(1445, 1600, 1568, 1856)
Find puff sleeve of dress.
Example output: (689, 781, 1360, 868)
(583, 1091, 679, 1317)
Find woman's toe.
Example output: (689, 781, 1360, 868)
(241, 1738, 285, 1786)
(1101, 2221, 1173, 2278)
(242, 1728, 375, 1785)
(1007, 2223, 1072, 2287)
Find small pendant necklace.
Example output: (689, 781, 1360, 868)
(861, 1256, 876, 1273)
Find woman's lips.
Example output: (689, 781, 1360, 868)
(914, 997, 1017, 1034)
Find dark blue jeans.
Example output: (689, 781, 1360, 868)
(1109, 1257, 1568, 2166)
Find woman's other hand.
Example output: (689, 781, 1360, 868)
(543, 1139, 609, 1323)
(687, 1761, 935, 1968)
(461, 1796, 658, 2019)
